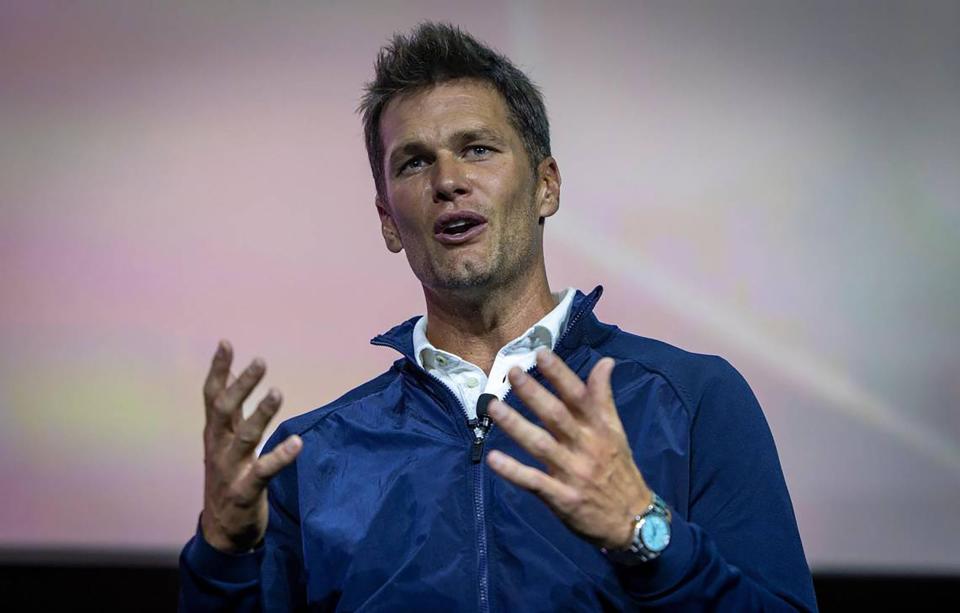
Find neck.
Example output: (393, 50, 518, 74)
(422, 263, 556, 375)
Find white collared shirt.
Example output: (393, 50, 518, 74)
(412, 287, 576, 421)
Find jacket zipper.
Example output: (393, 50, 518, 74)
(399, 365, 494, 613)
(370, 287, 601, 613)
(468, 294, 596, 613)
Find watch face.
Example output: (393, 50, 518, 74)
(640, 515, 671, 552)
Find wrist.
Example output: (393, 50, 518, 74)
(200, 509, 259, 554)
(602, 491, 673, 565)
(610, 489, 653, 550)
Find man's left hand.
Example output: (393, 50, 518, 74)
(486, 350, 652, 551)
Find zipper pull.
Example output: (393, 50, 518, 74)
(471, 436, 486, 463)
(470, 393, 497, 464)
(476, 393, 495, 431)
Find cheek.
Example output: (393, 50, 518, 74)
(386, 192, 427, 235)
(499, 175, 538, 224)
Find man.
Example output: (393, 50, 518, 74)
(179, 22, 817, 611)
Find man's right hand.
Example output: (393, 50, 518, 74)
(199, 340, 303, 553)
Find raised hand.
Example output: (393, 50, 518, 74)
(199, 340, 303, 553)
(486, 350, 652, 550)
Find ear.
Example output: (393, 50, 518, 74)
(376, 196, 404, 253)
(534, 156, 561, 221)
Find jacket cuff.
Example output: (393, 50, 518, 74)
(181, 523, 264, 585)
(611, 509, 697, 597)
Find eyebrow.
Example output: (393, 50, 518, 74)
(388, 127, 507, 169)
(456, 128, 506, 147)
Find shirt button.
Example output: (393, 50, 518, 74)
(465, 376, 479, 388)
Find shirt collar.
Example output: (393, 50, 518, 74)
(412, 287, 576, 371)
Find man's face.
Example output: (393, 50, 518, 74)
(376, 79, 559, 294)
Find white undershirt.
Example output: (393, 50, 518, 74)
(412, 287, 576, 421)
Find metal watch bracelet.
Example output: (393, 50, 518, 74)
(602, 492, 672, 564)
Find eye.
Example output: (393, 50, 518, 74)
(398, 157, 427, 176)
(465, 145, 492, 158)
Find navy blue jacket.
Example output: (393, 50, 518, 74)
(179, 286, 817, 611)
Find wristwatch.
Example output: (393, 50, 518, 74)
(603, 492, 672, 565)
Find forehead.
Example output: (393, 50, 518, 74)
(379, 79, 516, 152)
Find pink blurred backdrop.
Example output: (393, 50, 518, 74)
(1, 1, 958, 571)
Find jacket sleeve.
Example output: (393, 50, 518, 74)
(614, 358, 818, 611)
(178, 426, 308, 612)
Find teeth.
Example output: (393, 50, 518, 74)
(443, 219, 474, 234)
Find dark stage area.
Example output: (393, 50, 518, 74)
(2, 553, 958, 611)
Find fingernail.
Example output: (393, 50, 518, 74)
(284, 436, 301, 452)
(487, 451, 503, 467)
(487, 400, 504, 418)
(536, 349, 554, 365)
(509, 368, 527, 385)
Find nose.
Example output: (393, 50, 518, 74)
(431, 153, 471, 203)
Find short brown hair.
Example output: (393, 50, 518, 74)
(359, 22, 551, 199)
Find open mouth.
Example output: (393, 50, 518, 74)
(434, 211, 488, 244)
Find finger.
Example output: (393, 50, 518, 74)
(227, 388, 283, 462)
(240, 434, 303, 495)
(216, 358, 267, 421)
(535, 349, 595, 421)
(487, 399, 571, 469)
(507, 367, 580, 443)
(225, 371, 245, 428)
(224, 372, 239, 426)
(203, 341, 233, 423)
(586, 357, 621, 423)
(486, 449, 576, 507)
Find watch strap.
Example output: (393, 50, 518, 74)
(602, 492, 672, 565)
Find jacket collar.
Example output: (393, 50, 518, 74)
(370, 285, 605, 364)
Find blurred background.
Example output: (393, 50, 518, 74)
(1, 0, 958, 609)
